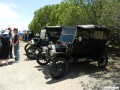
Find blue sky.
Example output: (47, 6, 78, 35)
(0, 0, 62, 30)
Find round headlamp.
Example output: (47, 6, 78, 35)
(48, 44, 52, 48)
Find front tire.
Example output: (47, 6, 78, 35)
(97, 53, 108, 68)
(49, 57, 69, 79)
(36, 52, 50, 65)
(26, 46, 41, 60)
(24, 43, 31, 52)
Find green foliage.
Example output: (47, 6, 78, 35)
(28, 0, 120, 47)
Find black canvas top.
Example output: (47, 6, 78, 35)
(42, 26, 62, 31)
(76, 25, 110, 32)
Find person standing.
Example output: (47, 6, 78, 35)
(13, 28, 20, 62)
(8, 27, 13, 58)
(18, 31, 22, 40)
(0, 30, 12, 66)
(25, 31, 27, 42)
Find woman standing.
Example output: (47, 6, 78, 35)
(0, 30, 12, 66)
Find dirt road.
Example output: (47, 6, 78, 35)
(0, 42, 119, 90)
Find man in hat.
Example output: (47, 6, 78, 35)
(0, 30, 12, 66)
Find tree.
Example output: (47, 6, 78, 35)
(28, 0, 120, 47)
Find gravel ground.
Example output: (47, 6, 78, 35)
(0, 42, 119, 90)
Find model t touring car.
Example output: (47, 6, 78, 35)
(26, 26, 62, 60)
(48, 25, 110, 79)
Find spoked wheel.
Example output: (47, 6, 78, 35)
(24, 43, 31, 52)
(97, 53, 108, 68)
(26, 46, 41, 60)
(36, 52, 50, 65)
(49, 57, 69, 79)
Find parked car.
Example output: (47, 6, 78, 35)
(24, 31, 35, 52)
(48, 25, 110, 79)
(26, 26, 62, 60)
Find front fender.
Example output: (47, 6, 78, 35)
(51, 52, 71, 61)
(30, 44, 41, 49)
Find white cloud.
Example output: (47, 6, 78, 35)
(0, 3, 30, 31)
(0, 3, 19, 19)
(11, 22, 29, 31)
(0, 20, 29, 31)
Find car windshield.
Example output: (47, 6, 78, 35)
(59, 27, 77, 43)
(40, 29, 46, 39)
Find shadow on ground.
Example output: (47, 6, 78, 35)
(0, 61, 14, 67)
(34, 65, 50, 78)
(34, 47, 120, 86)
(23, 53, 26, 55)
(107, 47, 120, 59)
(35, 62, 108, 84)
(89, 60, 120, 88)
(23, 53, 35, 61)
(24, 58, 36, 61)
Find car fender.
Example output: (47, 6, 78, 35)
(52, 52, 71, 61)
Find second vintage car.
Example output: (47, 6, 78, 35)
(48, 25, 110, 79)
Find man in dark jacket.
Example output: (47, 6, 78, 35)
(8, 27, 13, 58)
(0, 30, 12, 66)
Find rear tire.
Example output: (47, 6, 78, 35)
(97, 53, 108, 68)
(49, 57, 69, 79)
(26, 46, 41, 60)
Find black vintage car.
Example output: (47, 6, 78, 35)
(48, 25, 110, 79)
(24, 31, 35, 52)
(26, 26, 62, 60)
